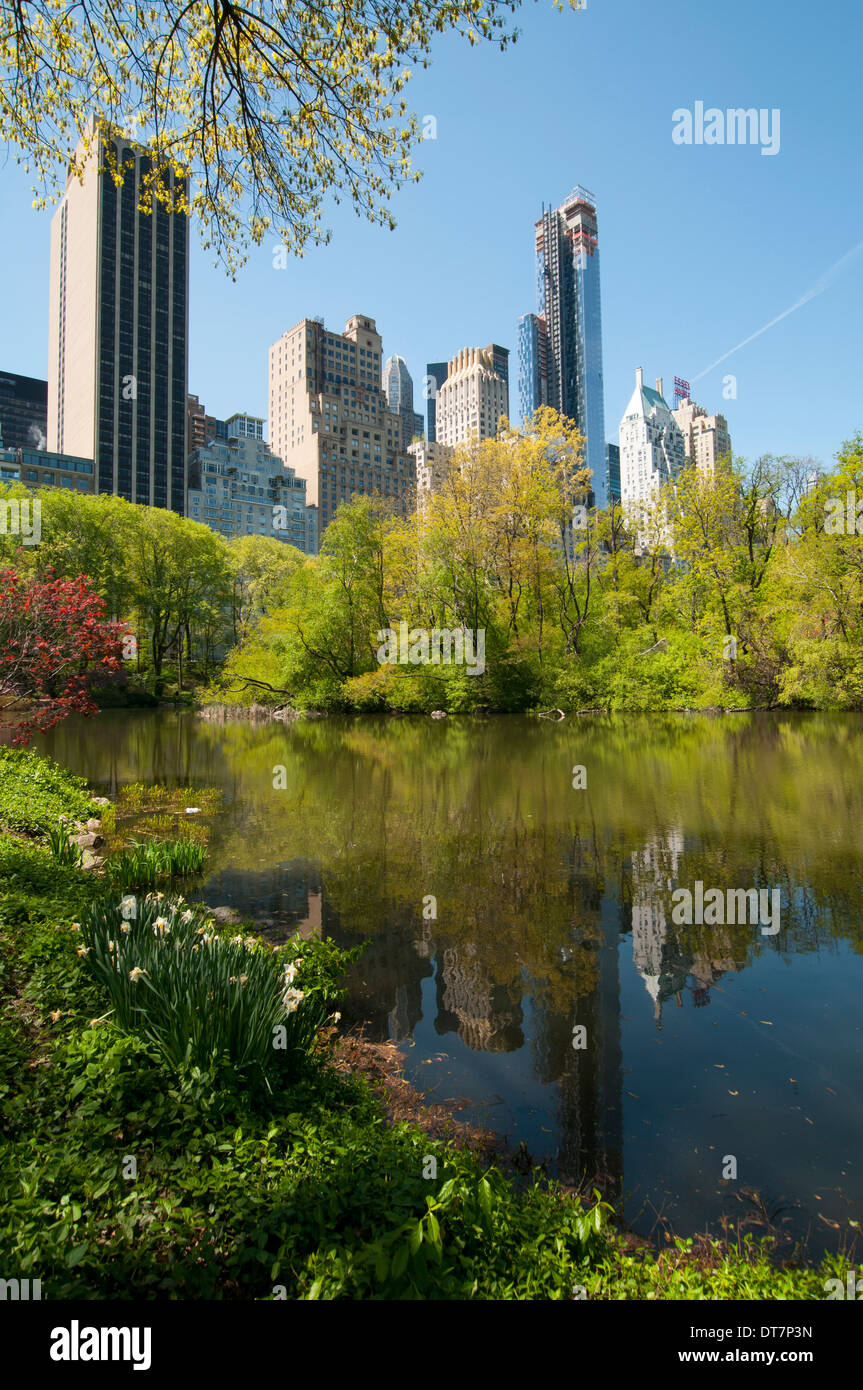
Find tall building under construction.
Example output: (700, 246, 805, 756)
(518, 185, 607, 508)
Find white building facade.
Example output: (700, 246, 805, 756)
(619, 369, 684, 519)
(435, 346, 509, 449)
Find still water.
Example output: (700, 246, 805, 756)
(36, 709, 863, 1252)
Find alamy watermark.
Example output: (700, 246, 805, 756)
(671, 881, 781, 936)
(672, 102, 780, 157)
(825, 1269, 862, 1299)
(376, 623, 486, 675)
(825, 491, 863, 535)
(0, 497, 41, 546)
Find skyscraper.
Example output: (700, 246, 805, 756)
(618, 369, 684, 514)
(187, 413, 317, 554)
(426, 360, 449, 442)
(268, 313, 415, 538)
(0, 372, 48, 452)
(435, 346, 509, 449)
(516, 313, 549, 426)
(520, 185, 607, 508)
(672, 397, 732, 476)
(48, 119, 189, 512)
(382, 354, 423, 450)
(605, 442, 621, 504)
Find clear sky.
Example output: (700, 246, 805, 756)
(1, 0, 861, 469)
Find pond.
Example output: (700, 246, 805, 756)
(32, 709, 863, 1254)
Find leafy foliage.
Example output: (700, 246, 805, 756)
(0, 0, 572, 272)
(104, 839, 208, 890)
(0, 567, 124, 741)
(0, 745, 99, 835)
(79, 894, 325, 1082)
(215, 420, 863, 714)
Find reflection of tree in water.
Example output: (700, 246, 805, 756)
(435, 946, 524, 1052)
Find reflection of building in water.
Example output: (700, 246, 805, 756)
(531, 892, 624, 1197)
(689, 940, 744, 1007)
(334, 916, 432, 1043)
(295, 890, 322, 940)
(629, 832, 744, 1022)
(435, 946, 523, 1052)
(631, 831, 686, 1023)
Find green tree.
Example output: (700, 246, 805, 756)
(125, 507, 233, 693)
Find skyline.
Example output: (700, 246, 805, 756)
(1, 0, 861, 474)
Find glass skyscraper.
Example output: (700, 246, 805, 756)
(425, 360, 448, 442)
(49, 121, 189, 513)
(518, 186, 607, 509)
(0, 372, 48, 452)
(516, 313, 548, 428)
(382, 354, 423, 451)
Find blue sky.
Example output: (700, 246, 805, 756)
(1, 0, 861, 468)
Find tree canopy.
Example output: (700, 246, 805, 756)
(0, 0, 575, 270)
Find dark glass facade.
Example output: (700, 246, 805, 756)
(526, 188, 607, 507)
(605, 442, 621, 503)
(426, 360, 448, 442)
(0, 372, 48, 452)
(95, 139, 188, 513)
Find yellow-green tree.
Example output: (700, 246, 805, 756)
(1, 1, 579, 271)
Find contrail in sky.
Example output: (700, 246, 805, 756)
(691, 238, 863, 383)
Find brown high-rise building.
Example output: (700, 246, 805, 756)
(268, 313, 415, 539)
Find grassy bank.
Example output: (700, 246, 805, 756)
(0, 748, 850, 1299)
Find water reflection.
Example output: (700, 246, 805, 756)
(28, 709, 863, 1252)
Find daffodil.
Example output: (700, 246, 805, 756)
(282, 986, 305, 1014)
